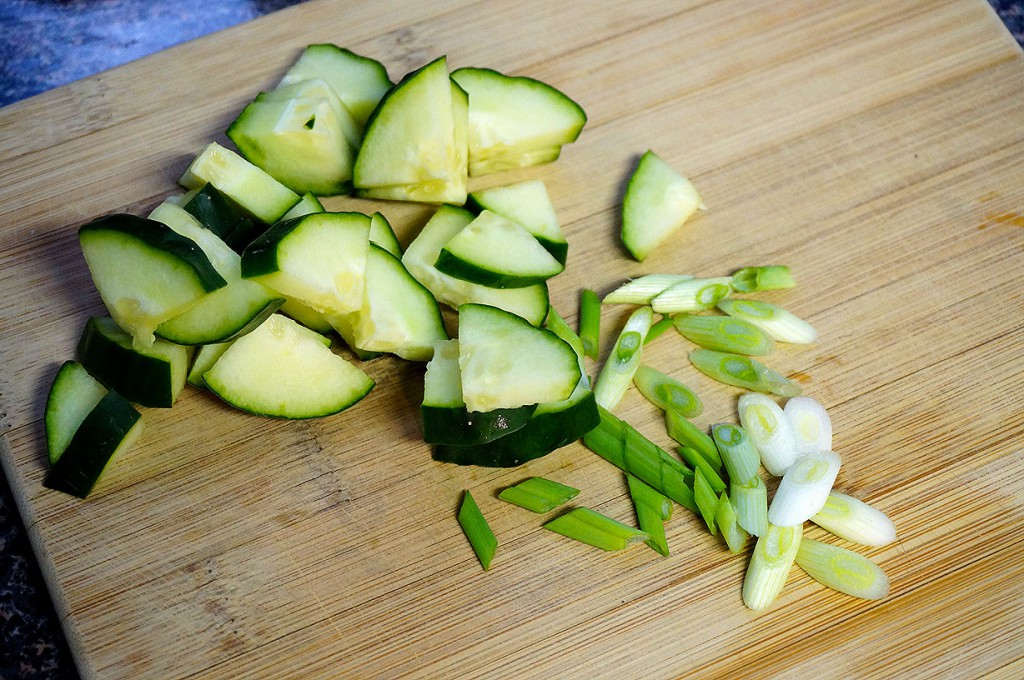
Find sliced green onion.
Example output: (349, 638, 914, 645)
(768, 450, 841, 527)
(603, 274, 693, 305)
(679, 446, 725, 494)
(717, 298, 817, 344)
(730, 265, 795, 293)
(664, 409, 722, 469)
(594, 306, 654, 410)
(583, 405, 697, 512)
(673, 314, 774, 356)
(737, 393, 797, 477)
(633, 364, 703, 417)
(795, 537, 890, 600)
(742, 523, 803, 611)
(458, 490, 497, 570)
(731, 475, 769, 537)
(651, 277, 733, 314)
(716, 492, 750, 554)
(628, 474, 672, 556)
(689, 349, 803, 397)
(693, 467, 719, 535)
(498, 477, 580, 513)
(811, 491, 897, 546)
(644, 315, 676, 345)
(711, 422, 761, 485)
(544, 507, 649, 551)
(579, 288, 601, 360)
(784, 396, 833, 457)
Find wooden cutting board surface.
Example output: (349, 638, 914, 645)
(2, 0, 1023, 677)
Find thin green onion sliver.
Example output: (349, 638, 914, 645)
(795, 537, 890, 600)
(628, 474, 672, 556)
(544, 507, 649, 551)
(633, 364, 703, 417)
(664, 409, 722, 469)
(594, 306, 653, 410)
(730, 265, 795, 293)
(811, 491, 897, 546)
(644, 316, 676, 345)
(717, 298, 817, 344)
(689, 349, 803, 397)
(545, 305, 585, 359)
(458, 490, 497, 570)
(679, 446, 725, 493)
(716, 492, 749, 554)
(603, 274, 693, 305)
(743, 523, 803, 611)
(673, 314, 774, 356)
(731, 475, 769, 537)
(499, 477, 580, 513)
(712, 422, 762, 485)
(693, 468, 718, 535)
(651, 277, 733, 314)
(579, 289, 601, 360)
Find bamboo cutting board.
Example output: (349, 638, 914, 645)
(2, 0, 1023, 677)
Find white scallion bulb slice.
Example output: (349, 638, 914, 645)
(651, 277, 733, 314)
(730, 475, 768, 537)
(593, 305, 654, 410)
(742, 523, 803, 611)
(768, 450, 842, 527)
(811, 491, 897, 546)
(717, 298, 817, 344)
(784, 396, 832, 457)
(737, 393, 797, 476)
(795, 537, 890, 600)
(603, 274, 693, 305)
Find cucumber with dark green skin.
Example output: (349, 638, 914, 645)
(77, 316, 191, 408)
(182, 183, 265, 254)
(467, 180, 569, 265)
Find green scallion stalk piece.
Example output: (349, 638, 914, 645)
(579, 288, 601, 360)
(673, 314, 774, 356)
(742, 523, 803, 611)
(679, 446, 725, 494)
(603, 274, 693, 305)
(730, 265, 795, 293)
(717, 298, 817, 344)
(768, 450, 841, 527)
(795, 537, 890, 600)
(693, 467, 719, 535)
(715, 492, 749, 554)
(689, 349, 803, 397)
(731, 475, 769, 537)
(651, 277, 733, 314)
(583, 405, 697, 512)
(594, 306, 654, 410)
(544, 507, 649, 551)
(545, 305, 586, 359)
(664, 409, 722, 470)
(711, 422, 761, 485)
(498, 477, 580, 513)
(627, 474, 673, 556)
(644, 315, 676, 345)
(811, 491, 897, 546)
(633, 364, 703, 417)
(458, 490, 497, 570)
(737, 393, 797, 477)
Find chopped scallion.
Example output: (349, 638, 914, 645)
(737, 393, 797, 477)
(673, 314, 774, 356)
(689, 349, 803, 397)
(664, 409, 722, 469)
(716, 492, 749, 554)
(811, 491, 897, 546)
(768, 450, 841, 527)
(633, 364, 703, 417)
(498, 477, 580, 513)
(543, 507, 649, 551)
(731, 475, 769, 537)
(628, 474, 673, 556)
(594, 306, 654, 410)
(742, 523, 803, 611)
(603, 274, 693, 305)
(795, 537, 890, 600)
(651, 277, 733, 314)
(679, 446, 725, 494)
(644, 315, 676, 345)
(712, 422, 761, 485)
(784, 396, 833, 457)
(717, 298, 817, 344)
(579, 288, 601, 360)
(458, 490, 497, 570)
(693, 467, 719, 535)
(730, 265, 795, 293)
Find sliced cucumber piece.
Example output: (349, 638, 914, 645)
(450, 67, 586, 176)
(77, 316, 192, 408)
(181, 183, 265, 254)
(149, 201, 284, 345)
(279, 297, 334, 334)
(186, 342, 233, 389)
(79, 213, 227, 347)
(227, 80, 358, 196)
(434, 210, 564, 288)
(281, 192, 326, 221)
(621, 150, 704, 262)
(278, 44, 393, 130)
(179, 142, 300, 224)
(240, 211, 371, 317)
(43, 361, 144, 498)
(421, 339, 536, 446)
(467, 180, 568, 264)
(457, 303, 580, 412)
(402, 205, 549, 326)
(203, 314, 374, 419)
(369, 211, 402, 257)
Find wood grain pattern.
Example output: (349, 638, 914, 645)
(2, 0, 1023, 677)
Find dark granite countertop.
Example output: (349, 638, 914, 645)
(1, 2, 1022, 678)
